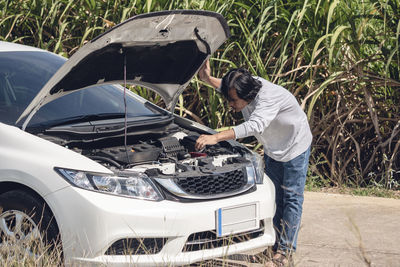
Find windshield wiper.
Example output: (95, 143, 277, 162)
(29, 113, 164, 128)
(41, 113, 127, 127)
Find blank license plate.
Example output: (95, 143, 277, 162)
(216, 202, 259, 237)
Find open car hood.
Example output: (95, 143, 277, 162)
(18, 10, 229, 128)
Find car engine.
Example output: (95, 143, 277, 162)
(37, 121, 258, 200)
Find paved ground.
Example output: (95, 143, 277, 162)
(223, 191, 400, 267)
(294, 191, 400, 267)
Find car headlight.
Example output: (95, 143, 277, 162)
(245, 152, 265, 184)
(55, 168, 163, 201)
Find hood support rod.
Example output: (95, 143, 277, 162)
(123, 51, 131, 166)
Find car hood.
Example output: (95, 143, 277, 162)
(18, 10, 229, 128)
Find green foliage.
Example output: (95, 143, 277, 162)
(0, 0, 399, 189)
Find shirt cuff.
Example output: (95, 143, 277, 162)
(233, 124, 247, 139)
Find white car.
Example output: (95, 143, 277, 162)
(0, 10, 275, 266)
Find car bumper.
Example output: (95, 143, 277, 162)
(45, 175, 275, 266)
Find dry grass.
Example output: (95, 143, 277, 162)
(0, 237, 62, 267)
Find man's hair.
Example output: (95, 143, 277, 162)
(220, 68, 262, 102)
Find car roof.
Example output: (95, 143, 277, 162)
(0, 41, 47, 53)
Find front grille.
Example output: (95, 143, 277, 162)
(183, 221, 264, 252)
(105, 238, 167, 255)
(174, 169, 247, 196)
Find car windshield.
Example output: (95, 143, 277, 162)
(0, 51, 161, 127)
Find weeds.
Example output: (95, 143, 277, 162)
(0, 217, 63, 267)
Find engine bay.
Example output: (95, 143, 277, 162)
(84, 130, 252, 179)
(37, 121, 254, 179)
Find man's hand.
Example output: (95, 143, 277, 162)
(195, 134, 218, 151)
(195, 129, 236, 151)
(198, 60, 211, 83)
(197, 59, 222, 89)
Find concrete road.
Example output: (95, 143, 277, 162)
(295, 191, 400, 267)
(222, 191, 400, 267)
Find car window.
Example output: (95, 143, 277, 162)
(0, 51, 160, 126)
(0, 51, 63, 125)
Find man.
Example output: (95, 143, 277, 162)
(196, 60, 312, 266)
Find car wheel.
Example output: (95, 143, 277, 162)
(0, 190, 61, 259)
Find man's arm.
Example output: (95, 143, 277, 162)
(195, 129, 235, 151)
(195, 59, 230, 151)
(198, 60, 222, 89)
(233, 88, 279, 139)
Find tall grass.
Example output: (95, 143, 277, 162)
(0, 0, 399, 189)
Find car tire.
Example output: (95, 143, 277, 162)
(0, 190, 61, 257)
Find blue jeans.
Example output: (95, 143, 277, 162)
(264, 146, 310, 254)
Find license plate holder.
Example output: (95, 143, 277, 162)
(215, 202, 259, 237)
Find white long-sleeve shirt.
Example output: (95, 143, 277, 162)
(233, 77, 312, 162)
